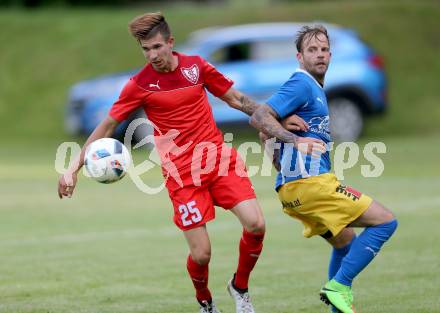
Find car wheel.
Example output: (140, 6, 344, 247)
(328, 97, 363, 142)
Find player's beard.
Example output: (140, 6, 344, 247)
(312, 70, 325, 83)
(306, 63, 328, 84)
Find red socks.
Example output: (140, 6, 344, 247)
(234, 229, 265, 290)
(186, 229, 264, 302)
(186, 254, 212, 303)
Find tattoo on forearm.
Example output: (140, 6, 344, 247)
(239, 95, 259, 116)
(251, 107, 297, 144)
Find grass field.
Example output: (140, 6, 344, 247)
(1, 135, 439, 313)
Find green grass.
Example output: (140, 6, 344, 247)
(0, 135, 439, 312)
(0, 0, 440, 143)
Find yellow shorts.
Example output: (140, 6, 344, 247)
(278, 173, 373, 238)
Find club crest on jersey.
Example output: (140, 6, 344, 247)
(181, 64, 199, 84)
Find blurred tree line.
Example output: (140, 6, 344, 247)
(0, 0, 224, 7)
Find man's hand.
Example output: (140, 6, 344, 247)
(58, 171, 78, 199)
(295, 136, 327, 156)
(281, 114, 309, 132)
(258, 131, 270, 143)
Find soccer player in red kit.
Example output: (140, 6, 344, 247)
(57, 12, 302, 313)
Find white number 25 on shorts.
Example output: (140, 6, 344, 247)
(178, 200, 202, 227)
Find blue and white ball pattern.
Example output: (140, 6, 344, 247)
(84, 138, 131, 184)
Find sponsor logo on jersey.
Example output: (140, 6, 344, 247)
(181, 64, 199, 84)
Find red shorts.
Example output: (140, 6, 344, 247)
(167, 151, 256, 231)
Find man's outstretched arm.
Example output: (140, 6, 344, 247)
(219, 88, 260, 116)
(251, 104, 326, 154)
(57, 116, 120, 199)
(220, 88, 309, 129)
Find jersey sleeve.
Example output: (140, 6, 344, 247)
(266, 76, 310, 119)
(109, 78, 146, 122)
(199, 57, 234, 97)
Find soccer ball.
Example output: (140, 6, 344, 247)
(84, 138, 131, 184)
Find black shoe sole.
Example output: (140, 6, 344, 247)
(319, 292, 342, 313)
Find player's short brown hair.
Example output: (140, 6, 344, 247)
(295, 25, 330, 52)
(128, 12, 171, 41)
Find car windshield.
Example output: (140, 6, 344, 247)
(208, 38, 296, 64)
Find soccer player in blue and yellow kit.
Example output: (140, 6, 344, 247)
(250, 25, 398, 313)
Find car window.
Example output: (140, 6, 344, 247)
(210, 42, 251, 63)
(209, 39, 296, 64)
(251, 39, 296, 61)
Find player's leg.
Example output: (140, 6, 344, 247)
(324, 228, 356, 312)
(321, 230, 359, 313)
(230, 198, 266, 290)
(325, 227, 356, 281)
(184, 225, 220, 313)
(169, 184, 220, 312)
(277, 175, 358, 312)
(224, 199, 265, 313)
(332, 200, 398, 288)
(294, 176, 392, 312)
(321, 199, 397, 313)
(209, 148, 264, 312)
(350, 199, 395, 226)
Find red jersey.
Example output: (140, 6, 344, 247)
(109, 52, 234, 189)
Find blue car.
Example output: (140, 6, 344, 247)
(65, 23, 387, 141)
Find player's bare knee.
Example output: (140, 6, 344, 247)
(363, 201, 396, 226)
(377, 204, 396, 223)
(192, 250, 211, 265)
(383, 209, 396, 223)
(246, 219, 266, 234)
